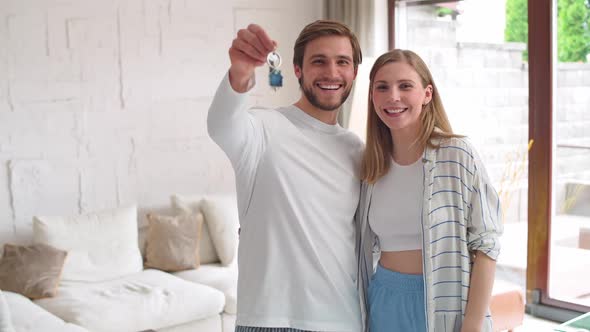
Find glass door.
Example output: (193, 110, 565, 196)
(549, 0, 590, 311)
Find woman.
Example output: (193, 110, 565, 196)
(357, 50, 503, 332)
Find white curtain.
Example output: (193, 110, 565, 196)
(325, 0, 377, 129)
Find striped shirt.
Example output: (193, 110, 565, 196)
(355, 137, 503, 332)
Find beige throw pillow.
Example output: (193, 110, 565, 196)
(171, 194, 219, 264)
(0, 243, 67, 299)
(145, 213, 204, 272)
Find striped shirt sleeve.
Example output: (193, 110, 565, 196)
(466, 149, 503, 260)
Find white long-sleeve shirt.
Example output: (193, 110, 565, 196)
(207, 74, 364, 331)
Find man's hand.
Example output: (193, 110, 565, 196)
(228, 24, 277, 93)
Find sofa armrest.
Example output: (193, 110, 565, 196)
(0, 290, 16, 332)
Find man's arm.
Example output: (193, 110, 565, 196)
(207, 24, 276, 165)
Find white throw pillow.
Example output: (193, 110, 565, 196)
(199, 195, 239, 266)
(171, 194, 219, 264)
(33, 206, 143, 282)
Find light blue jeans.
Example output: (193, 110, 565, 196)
(368, 264, 427, 332)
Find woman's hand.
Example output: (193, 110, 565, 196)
(459, 315, 483, 332)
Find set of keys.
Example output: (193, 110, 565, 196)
(267, 50, 283, 90)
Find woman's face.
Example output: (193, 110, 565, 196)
(371, 61, 432, 135)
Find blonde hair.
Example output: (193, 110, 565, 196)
(361, 49, 459, 184)
(293, 20, 362, 71)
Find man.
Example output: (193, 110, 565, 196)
(207, 20, 364, 332)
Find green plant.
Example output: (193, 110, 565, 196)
(505, 0, 528, 43)
(505, 0, 529, 60)
(436, 7, 455, 18)
(558, 0, 590, 62)
(505, 0, 590, 62)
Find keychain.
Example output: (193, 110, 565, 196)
(267, 50, 283, 90)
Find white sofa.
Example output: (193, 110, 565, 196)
(2, 289, 89, 332)
(2, 268, 236, 332)
(1, 200, 238, 332)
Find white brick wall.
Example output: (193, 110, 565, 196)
(0, 0, 323, 243)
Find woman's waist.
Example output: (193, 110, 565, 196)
(379, 249, 423, 275)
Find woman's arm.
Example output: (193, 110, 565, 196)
(461, 251, 496, 332)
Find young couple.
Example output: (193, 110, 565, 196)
(207, 20, 503, 332)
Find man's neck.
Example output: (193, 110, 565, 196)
(293, 98, 340, 125)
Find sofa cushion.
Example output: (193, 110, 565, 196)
(33, 206, 143, 282)
(3, 290, 88, 332)
(171, 194, 239, 266)
(173, 263, 237, 314)
(157, 315, 222, 332)
(0, 243, 67, 299)
(199, 196, 239, 266)
(34, 269, 225, 332)
(171, 194, 219, 264)
(0, 290, 16, 332)
(145, 213, 204, 272)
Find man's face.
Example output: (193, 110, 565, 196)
(295, 36, 357, 111)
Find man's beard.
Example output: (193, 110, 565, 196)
(299, 76, 352, 111)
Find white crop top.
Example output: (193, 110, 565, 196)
(369, 157, 423, 251)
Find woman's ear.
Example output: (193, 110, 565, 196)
(424, 85, 433, 105)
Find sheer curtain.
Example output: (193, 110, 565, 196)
(325, 0, 379, 129)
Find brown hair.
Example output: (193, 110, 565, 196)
(361, 49, 460, 184)
(293, 20, 362, 71)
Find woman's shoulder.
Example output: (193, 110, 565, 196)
(435, 136, 477, 162)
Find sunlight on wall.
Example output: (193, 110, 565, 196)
(349, 56, 377, 142)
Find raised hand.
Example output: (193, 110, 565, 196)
(228, 24, 277, 93)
